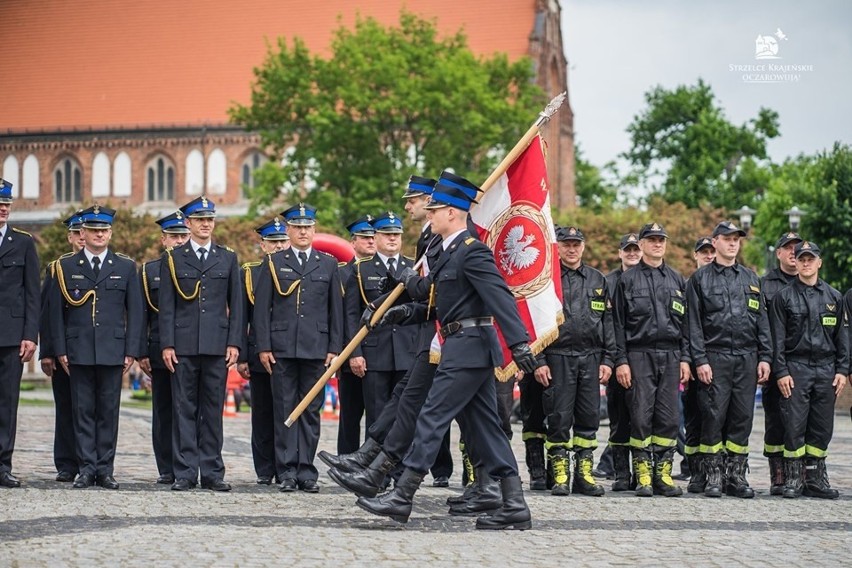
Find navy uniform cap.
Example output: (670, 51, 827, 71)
(255, 217, 290, 241)
(694, 236, 714, 252)
(639, 222, 668, 239)
(63, 210, 85, 232)
(794, 240, 821, 259)
(619, 233, 640, 250)
(80, 204, 116, 228)
(555, 226, 585, 242)
(281, 203, 317, 226)
(156, 211, 190, 234)
(0, 178, 13, 204)
(712, 221, 747, 238)
(180, 196, 216, 218)
(346, 215, 376, 237)
(401, 175, 437, 199)
(424, 170, 480, 211)
(372, 211, 404, 233)
(776, 231, 803, 249)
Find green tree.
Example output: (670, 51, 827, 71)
(230, 10, 545, 226)
(574, 144, 620, 211)
(624, 79, 780, 209)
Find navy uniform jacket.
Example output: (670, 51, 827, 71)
(405, 229, 529, 369)
(241, 261, 265, 374)
(39, 262, 58, 358)
(346, 255, 417, 371)
(0, 226, 40, 348)
(252, 248, 343, 359)
(158, 243, 244, 356)
(49, 249, 143, 366)
(140, 258, 166, 370)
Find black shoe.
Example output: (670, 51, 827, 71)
(299, 479, 320, 493)
(56, 470, 77, 483)
(279, 478, 298, 492)
(73, 473, 96, 489)
(0, 471, 21, 488)
(171, 478, 196, 491)
(432, 475, 449, 488)
(201, 479, 232, 492)
(256, 476, 273, 486)
(156, 473, 175, 485)
(97, 475, 120, 490)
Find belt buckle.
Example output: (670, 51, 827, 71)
(442, 321, 461, 338)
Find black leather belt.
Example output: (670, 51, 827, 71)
(440, 317, 494, 338)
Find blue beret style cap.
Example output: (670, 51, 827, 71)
(424, 170, 480, 212)
(156, 210, 190, 234)
(0, 178, 13, 203)
(80, 204, 116, 228)
(401, 175, 437, 199)
(63, 210, 85, 231)
(180, 196, 217, 218)
(281, 203, 317, 226)
(346, 215, 376, 237)
(372, 211, 404, 233)
(255, 217, 290, 240)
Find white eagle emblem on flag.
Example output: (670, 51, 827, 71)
(499, 225, 540, 275)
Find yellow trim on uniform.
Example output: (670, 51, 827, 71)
(141, 261, 158, 313)
(651, 435, 677, 448)
(572, 436, 598, 449)
(804, 444, 828, 458)
(54, 258, 97, 324)
(725, 440, 749, 455)
(784, 446, 806, 458)
(166, 248, 200, 301)
(763, 443, 784, 455)
(683, 445, 700, 456)
(544, 440, 572, 451)
(629, 436, 652, 449)
(699, 442, 724, 454)
(354, 257, 372, 306)
(267, 254, 302, 313)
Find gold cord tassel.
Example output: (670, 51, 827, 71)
(142, 262, 159, 313)
(54, 259, 97, 324)
(167, 249, 201, 301)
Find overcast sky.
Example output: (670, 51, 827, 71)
(562, 0, 852, 168)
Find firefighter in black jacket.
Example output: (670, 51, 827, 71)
(770, 241, 848, 499)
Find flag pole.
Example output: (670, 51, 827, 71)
(285, 91, 567, 427)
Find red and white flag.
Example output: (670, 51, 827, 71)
(430, 135, 564, 380)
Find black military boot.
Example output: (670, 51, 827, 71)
(447, 468, 481, 506)
(460, 443, 475, 487)
(449, 466, 502, 515)
(802, 457, 839, 499)
(548, 447, 571, 496)
(652, 449, 683, 497)
(703, 454, 723, 498)
(632, 450, 653, 497)
(572, 449, 605, 496)
(725, 454, 755, 498)
(611, 446, 632, 492)
(768, 456, 785, 496)
(524, 438, 547, 490)
(356, 468, 424, 523)
(687, 454, 707, 494)
(782, 458, 803, 499)
(318, 438, 381, 474)
(327, 450, 396, 498)
(475, 476, 532, 531)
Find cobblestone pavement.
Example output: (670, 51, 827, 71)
(2, 388, 851, 566)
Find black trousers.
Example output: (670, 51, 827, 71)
(51, 365, 78, 474)
(625, 350, 680, 452)
(271, 358, 324, 482)
(762, 379, 785, 457)
(682, 377, 701, 456)
(606, 378, 631, 446)
(249, 369, 275, 479)
(363, 369, 405, 432)
(150, 367, 174, 477)
(171, 355, 227, 483)
(542, 353, 601, 451)
(336, 369, 365, 454)
(780, 360, 836, 458)
(403, 363, 517, 479)
(697, 352, 757, 455)
(68, 364, 122, 477)
(0, 346, 23, 473)
(518, 375, 546, 442)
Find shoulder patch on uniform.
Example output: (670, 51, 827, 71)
(595, 288, 603, 296)
(464, 237, 475, 245)
(11, 227, 32, 237)
(749, 285, 760, 293)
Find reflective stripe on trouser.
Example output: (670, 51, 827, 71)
(762, 380, 785, 456)
(625, 350, 680, 451)
(780, 360, 836, 459)
(606, 374, 631, 446)
(518, 375, 546, 439)
(697, 351, 757, 455)
(682, 375, 701, 456)
(542, 352, 601, 451)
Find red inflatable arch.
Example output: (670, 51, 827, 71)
(312, 233, 355, 263)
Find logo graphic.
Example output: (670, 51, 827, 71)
(755, 28, 787, 60)
(486, 203, 552, 296)
(499, 225, 540, 277)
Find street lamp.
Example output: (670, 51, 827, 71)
(784, 206, 804, 231)
(736, 205, 772, 273)
(735, 205, 757, 231)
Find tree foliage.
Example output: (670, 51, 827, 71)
(623, 79, 779, 208)
(230, 10, 545, 227)
(574, 144, 620, 211)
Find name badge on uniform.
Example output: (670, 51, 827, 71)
(280, 267, 293, 272)
(154, 276, 160, 282)
(71, 274, 85, 280)
(672, 300, 685, 315)
(590, 299, 605, 312)
(109, 275, 122, 279)
(747, 298, 760, 311)
(367, 276, 383, 281)
(822, 315, 837, 327)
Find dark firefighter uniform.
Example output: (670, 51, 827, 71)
(612, 223, 688, 497)
(759, 231, 802, 494)
(49, 205, 143, 489)
(252, 203, 343, 492)
(770, 241, 848, 499)
(540, 226, 615, 497)
(686, 221, 773, 498)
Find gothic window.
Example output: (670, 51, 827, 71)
(54, 156, 82, 203)
(146, 154, 175, 201)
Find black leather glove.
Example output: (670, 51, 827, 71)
(359, 304, 378, 330)
(510, 343, 540, 374)
(396, 267, 419, 287)
(377, 304, 413, 328)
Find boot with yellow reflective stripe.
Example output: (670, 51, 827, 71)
(632, 452, 653, 497)
(548, 448, 570, 496)
(652, 449, 683, 497)
(572, 450, 605, 496)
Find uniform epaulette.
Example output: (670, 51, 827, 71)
(402, 254, 415, 262)
(338, 261, 347, 267)
(464, 237, 476, 245)
(354, 256, 373, 265)
(11, 227, 32, 237)
(115, 252, 132, 260)
(317, 250, 334, 259)
(221, 245, 235, 253)
(48, 260, 56, 278)
(242, 261, 262, 269)
(58, 252, 74, 260)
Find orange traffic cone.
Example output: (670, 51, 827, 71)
(223, 389, 237, 418)
(322, 387, 338, 421)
